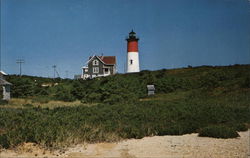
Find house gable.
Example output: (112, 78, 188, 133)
(86, 55, 105, 65)
(86, 55, 116, 66)
(88, 56, 105, 76)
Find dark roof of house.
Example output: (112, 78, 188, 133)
(0, 78, 12, 85)
(87, 55, 116, 65)
(98, 56, 116, 65)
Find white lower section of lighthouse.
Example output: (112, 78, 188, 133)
(127, 52, 140, 73)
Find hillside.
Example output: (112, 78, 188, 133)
(5, 64, 250, 103)
(0, 64, 250, 149)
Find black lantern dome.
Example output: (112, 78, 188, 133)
(126, 30, 139, 41)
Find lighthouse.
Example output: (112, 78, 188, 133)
(126, 30, 140, 73)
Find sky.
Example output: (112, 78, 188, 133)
(0, 0, 250, 78)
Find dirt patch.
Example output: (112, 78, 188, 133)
(0, 143, 54, 157)
(1, 130, 249, 158)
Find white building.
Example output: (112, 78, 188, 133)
(126, 30, 140, 73)
(0, 71, 12, 100)
(82, 55, 117, 79)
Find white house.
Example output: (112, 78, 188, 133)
(81, 55, 117, 79)
(0, 71, 12, 100)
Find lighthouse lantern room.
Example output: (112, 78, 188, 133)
(126, 30, 140, 73)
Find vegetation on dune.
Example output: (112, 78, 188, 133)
(198, 125, 240, 138)
(0, 64, 250, 149)
(6, 64, 250, 103)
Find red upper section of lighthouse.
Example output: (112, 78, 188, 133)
(126, 30, 139, 52)
(127, 41, 138, 52)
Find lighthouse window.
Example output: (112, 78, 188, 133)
(93, 60, 99, 66)
(130, 60, 133, 65)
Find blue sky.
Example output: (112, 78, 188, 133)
(1, 0, 250, 78)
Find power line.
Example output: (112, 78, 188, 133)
(56, 70, 60, 78)
(16, 59, 25, 76)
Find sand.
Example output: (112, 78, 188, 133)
(1, 130, 249, 158)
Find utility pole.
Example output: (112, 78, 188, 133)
(16, 59, 25, 76)
(52, 65, 56, 79)
(52, 65, 60, 79)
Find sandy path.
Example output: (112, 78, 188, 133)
(1, 130, 249, 158)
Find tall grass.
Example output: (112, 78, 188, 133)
(0, 89, 249, 149)
(1, 65, 249, 149)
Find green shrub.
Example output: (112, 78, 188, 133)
(54, 86, 75, 102)
(234, 123, 248, 132)
(241, 77, 250, 88)
(80, 99, 87, 104)
(6, 64, 250, 104)
(0, 134, 10, 148)
(32, 96, 50, 104)
(198, 125, 239, 138)
(23, 103, 34, 108)
(1, 65, 249, 149)
(0, 100, 8, 105)
(200, 74, 219, 89)
(34, 87, 49, 96)
(10, 77, 35, 97)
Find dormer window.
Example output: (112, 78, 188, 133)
(93, 59, 99, 66)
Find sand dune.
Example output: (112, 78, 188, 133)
(1, 130, 249, 158)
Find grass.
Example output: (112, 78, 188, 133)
(0, 65, 249, 149)
(0, 98, 96, 109)
(198, 125, 240, 138)
(139, 90, 190, 102)
(0, 88, 249, 149)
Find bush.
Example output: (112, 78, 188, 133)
(10, 77, 35, 97)
(6, 65, 250, 104)
(1, 65, 249, 149)
(54, 86, 75, 102)
(241, 77, 250, 88)
(234, 123, 248, 132)
(23, 104, 34, 108)
(200, 74, 219, 89)
(0, 100, 8, 105)
(32, 96, 50, 104)
(34, 87, 49, 96)
(0, 134, 10, 148)
(198, 125, 239, 138)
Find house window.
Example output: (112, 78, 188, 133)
(93, 67, 99, 73)
(130, 60, 133, 65)
(85, 69, 88, 73)
(93, 60, 99, 66)
(104, 68, 109, 74)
